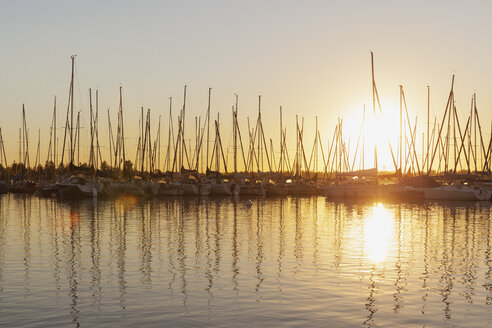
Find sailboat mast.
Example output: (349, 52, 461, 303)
(362, 105, 365, 170)
(53, 96, 57, 166)
(474, 94, 478, 171)
(147, 109, 151, 173)
(258, 95, 261, 172)
(18, 128, 21, 165)
(22, 104, 30, 169)
(166, 97, 173, 172)
(76, 111, 80, 166)
(206, 88, 211, 171)
(233, 99, 237, 174)
(22, 104, 25, 166)
(89, 89, 94, 168)
(371, 52, 376, 114)
(181, 85, 187, 170)
(279, 106, 283, 174)
(315, 116, 318, 174)
(295, 115, 299, 176)
(427, 86, 430, 172)
(95, 90, 101, 169)
(0, 128, 7, 168)
(216, 114, 220, 172)
(141, 107, 144, 173)
(35, 129, 40, 168)
(120, 86, 126, 167)
(69, 55, 75, 165)
(400, 85, 403, 173)
(158, 115, 161, 172)
(108, 110, 113, 168)
(194, 116, 198, 171)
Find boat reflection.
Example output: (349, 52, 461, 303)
(0, 195, 491, 327)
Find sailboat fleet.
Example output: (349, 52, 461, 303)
(0, 54, 491, 201)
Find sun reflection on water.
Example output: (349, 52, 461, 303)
(364, 203, 394, 263)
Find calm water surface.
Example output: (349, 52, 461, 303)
(0, 194, 491, 327)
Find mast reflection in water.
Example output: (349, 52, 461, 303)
(0, 194, 491, 327)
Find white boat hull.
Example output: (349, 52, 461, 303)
(199, 183, 212, 196)
(325, 185, 380, 199)
(239, 184, 265, 196)
(182, 184, 200, 196)
(211, 183, 232, 195)
(424, 186, 491, 201)
(56, 181, 102, 198)
(158, 183, 184, 196)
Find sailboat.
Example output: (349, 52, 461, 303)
(0, 181, 7, 194)
(56, 174, 103, 198)
(9, 174, 36, 194)
(209, 177, 239, 196)
(56, 56, 103, 198)
(238, 178, 265, 196)
(158, 180, 184, 196)
(325, 179, 381, 200)
(424, 184, 491, 201)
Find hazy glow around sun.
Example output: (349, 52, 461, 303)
(343, 102, 402, 171)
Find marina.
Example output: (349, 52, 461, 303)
(3, 2, 492, 326)
(1, 54, 492, 203)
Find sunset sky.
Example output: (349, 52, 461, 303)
(1, 0, 492, 171)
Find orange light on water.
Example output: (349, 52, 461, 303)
(69, 210, 80, 226)
(115, 194, 138, 210)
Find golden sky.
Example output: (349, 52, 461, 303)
(1, 1, 491, 171)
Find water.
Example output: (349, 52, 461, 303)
(0, 194, 491, 327)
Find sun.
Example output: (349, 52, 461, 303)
(366, 108, 401, 168)
(345, 104, 401, 171)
